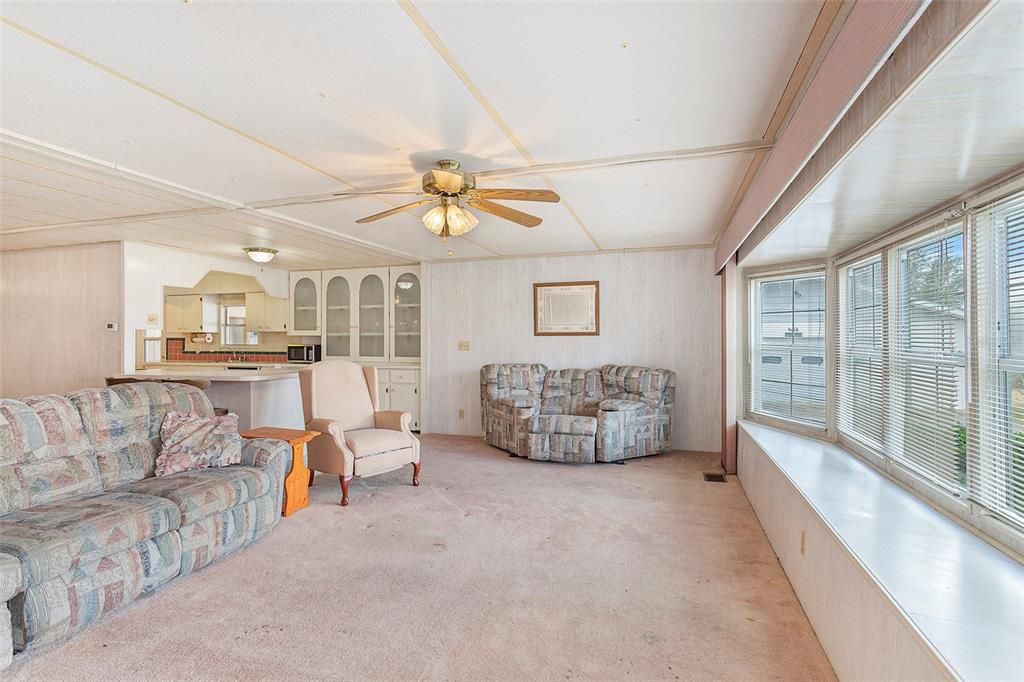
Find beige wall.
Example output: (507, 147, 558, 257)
(423, 248, 722, 452)
(0, 242, 124, 396)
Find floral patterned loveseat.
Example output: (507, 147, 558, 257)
(0, 382, 290, 669)
(481, 363, 676, 463)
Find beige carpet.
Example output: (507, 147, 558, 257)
(8, 435, 835, 681)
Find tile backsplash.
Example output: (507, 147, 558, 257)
(165, 338, 288, 363)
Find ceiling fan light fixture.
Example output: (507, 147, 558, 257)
(422, 205, 447, 235)
(244, 247, 277, 263)
(445, 204, 478, 237)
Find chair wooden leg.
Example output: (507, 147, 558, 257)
(339, 475, 351, 506)
(412, 461, 421, 487)
(308, 470, 315, 486)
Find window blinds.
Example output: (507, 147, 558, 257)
(837, 258, 885, 449)
(749, 273, 827, 426)
(889, 226, 967, 490)
(970, 191, 1024, 526)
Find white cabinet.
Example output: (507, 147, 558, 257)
(245, 293, 288, 332)
(290, 266, 421, 361)
(390, 266, 421, 362)
(355, 269, 389, 361)
(378, 368, 420, 431)
(323, 270, 355, 359)
(164, 294, 218, 333)
(289, 271, 321, 335)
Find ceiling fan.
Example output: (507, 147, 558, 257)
(344, 160, 560, 241)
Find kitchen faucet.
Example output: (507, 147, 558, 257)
(220, 346, 242, 363)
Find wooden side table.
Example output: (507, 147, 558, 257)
(240, 427, 320, 517)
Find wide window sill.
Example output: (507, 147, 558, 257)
(739, 420, 1024, 681)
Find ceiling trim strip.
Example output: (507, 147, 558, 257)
(396, 0, 602, 251)
(735, 0, 999, 265)
(713, 0, 928, 272)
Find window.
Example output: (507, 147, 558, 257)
(221, 305, 257, 346)
(891, 228, 966, 491)
(972, 191, 1024, 527)
(838, 258, 885, 448)
(749, 272, 826, 426)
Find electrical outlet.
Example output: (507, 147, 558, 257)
(457, 340, 471, 351)
(800, 529, 807, 557)
(458, 408, 465, 420)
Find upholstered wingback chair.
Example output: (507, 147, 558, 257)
(596, 365, 676, 462)
(299, 361, 420, 506)
(480, 363, 547, 456)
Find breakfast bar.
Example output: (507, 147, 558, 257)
(112, 366, 305, 431)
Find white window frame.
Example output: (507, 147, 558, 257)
(744, 263, 833, 439)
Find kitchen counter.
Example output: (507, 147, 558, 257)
(116, 367, 304, 431)
(116, 367, 299, 383)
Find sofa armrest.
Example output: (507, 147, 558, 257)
(599, 399, 646, 412)
(375, 410, 411, 432)
(240, 438, 291, 516)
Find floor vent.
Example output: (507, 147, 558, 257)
(703, 472, 727, 483)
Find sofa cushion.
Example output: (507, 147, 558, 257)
(67, 382, 214, 488)
(481, 364, 547, 402)
(345, 429, 413, 458)
(539, 368, 603, 417)
(530, 414, 598, 436)
(0, 395, 102, 515)
(601, 365, 672, 409)
(118, 466, 272, 526)
(0, 491, 180, 589)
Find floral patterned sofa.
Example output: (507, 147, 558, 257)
(481, 363, 676, 463)
(0, 382, 291, 669)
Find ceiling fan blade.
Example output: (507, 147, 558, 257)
(468, 199, 542, 228)
(471, 188, 560, 203)
(355, 199, 436, 224)
(431, 169, 464, 194)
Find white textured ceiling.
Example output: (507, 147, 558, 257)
(0, 1, 822, 267)
(744, 0, 1024, 267)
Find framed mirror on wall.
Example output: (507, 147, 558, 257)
(533, 281, 600, 336)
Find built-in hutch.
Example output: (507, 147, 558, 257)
(288, 266, 421, 429)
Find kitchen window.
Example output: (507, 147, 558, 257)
(221, 305, 258, 346)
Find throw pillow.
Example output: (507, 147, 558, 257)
(155, 411, 242, 476)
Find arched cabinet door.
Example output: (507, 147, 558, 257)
(323, 271, 355, 359)
(357, 271, 388, 361)
(289, 271, 321, 335)
(389, 266, 421, 362)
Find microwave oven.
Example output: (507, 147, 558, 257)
(287, 344, 322, 364)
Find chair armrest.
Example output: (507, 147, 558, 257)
(308, 417, 345, 443)
(375, 410, 412, 432)
(599, 399, 646, 412)
(496, 396, 537, 409)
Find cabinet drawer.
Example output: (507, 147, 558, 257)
(389, 369, 418, 384)
(376, 369, 390, 382)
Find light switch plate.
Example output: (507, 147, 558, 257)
(457, 340, 470, 351)
(146, 313, 160, 327)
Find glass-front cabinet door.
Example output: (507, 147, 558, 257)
(289, 271, 321, 335)
(323, 271, 353, 359)
(389, 266, 421, 362)
(358, 272, 387, 360)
